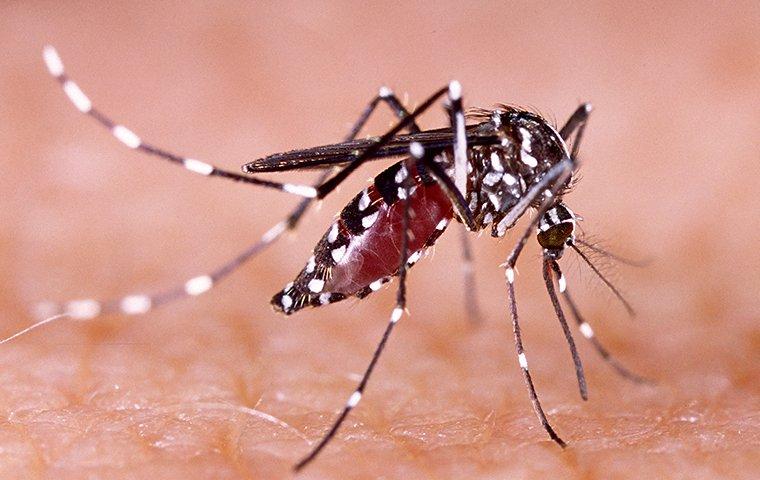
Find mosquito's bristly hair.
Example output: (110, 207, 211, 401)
(41, 46, 316, 198)
(0, 313, 71, 345)
(549, 261, 653, 385)
(543, 258, 588, 400)
(571, 243, 636, 317)
(575, 237, 650, 268)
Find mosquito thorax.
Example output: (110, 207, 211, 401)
(537, 202, 577, 259)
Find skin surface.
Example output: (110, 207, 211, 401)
(1, 2, 758, 479)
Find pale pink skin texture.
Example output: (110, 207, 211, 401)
(1, 2, 758, 479)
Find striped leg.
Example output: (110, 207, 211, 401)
(42, 46, 316, 198)
(294, 144, 421, 472)
(542, 257, 588, 400)
(502, 159, 574, 448)
(559, 103, 593, 160)
(315, 84, 452, 199)
(548, 260, 651, 384)
(30, 86, 419, 331)
(447, 81, 469, 208)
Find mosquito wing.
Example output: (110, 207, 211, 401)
(242, 123, 499, 173)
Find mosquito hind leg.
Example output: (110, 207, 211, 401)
(315, 84, 452, 199)
(294, 143, 422, 472)
(33, 83, 417, 326)
(42, 46, 316, 198)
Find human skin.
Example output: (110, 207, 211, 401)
(1, 2, 758, 479)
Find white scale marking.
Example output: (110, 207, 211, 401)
(319, 293, 331, 305)
(503, 174, 517, 186)
(490, 152, 504, 172)
(66, 299, 101, 319)
(395, 165, 408, 184)
(305, 255, 316, 273)
(436, 219, 449, 230)
(182, 158, 214, 175)
(409, 141, 425, 159)
(518, 352, 529, 369)
(261, 221, 287, 243)
(397, 187, 407, 200)
(112, 125, 141, 149)
(347, 390, 362, 408)
(283, 184, 318, 198)
(331, 245, 347, 263)
(369, 279, 385, 291)
(327, 223, 339, 243)
(483, 171, 503, 186)
(378, 86, 393, 98)
(43, 45, 64, 77)
(362, 211, 379, 228)
(558, 274, 567, 293)
(406, 250, 422, 265)
(488, 192, 501, 209)
(281, 294, 293, 310)
(358, 190, 371, 211)
(62, 81, 92, 113)
(579, 322, 595, 339)
(185, 275, 213, 296)
(506, 267, 515, 284)
(391, 307, 404, 323)
(120, 295, 151, 315)
(308, 278, 325, 293)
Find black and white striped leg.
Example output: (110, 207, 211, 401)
(294, 145, 420, 472)
(346, 86, 421, 139)
(315, 84, 452, 199)
(34, 217, 300, 323)
(42, 46, 316, 198)
(559, 103, 592, 160)
(542, 257, 588, 400)
(548, 261, 652, 384)
(459, 226, 483, 324)
(33, 84, 416, 327)
(447, 81, 469, 204)
(501, 160, 574, 448)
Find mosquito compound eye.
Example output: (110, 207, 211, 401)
(537, 222, 574, 250)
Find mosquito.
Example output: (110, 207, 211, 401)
(20, 46, 650, 471)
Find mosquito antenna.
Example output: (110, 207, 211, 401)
(571, 243, 636, 317)
(575, 238, 649, 268)
(0, 313, 71, 345)
(543, 257, 588, 400)
(549, 261, 653, 384)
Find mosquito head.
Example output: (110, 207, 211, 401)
(537, 202, 577, 259)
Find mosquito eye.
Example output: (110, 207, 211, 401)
(537, 223, 574, 250)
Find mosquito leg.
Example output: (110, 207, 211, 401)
(542, 257, 588, 400)
(315, 84, 452, 199)
(559, 103, 593, 160)
(501, 159, 575, 448)
(346, 86, 421, 139)
(42, 46, 317, 197)
(447, 81, 470, 201)
(549, 261, 652, 384)
(35, 83, 416, 324)
(294, 144, 420, 472)
(459, 226, 483, 324)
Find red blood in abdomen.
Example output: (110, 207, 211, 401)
(324, 181, 453, 295)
